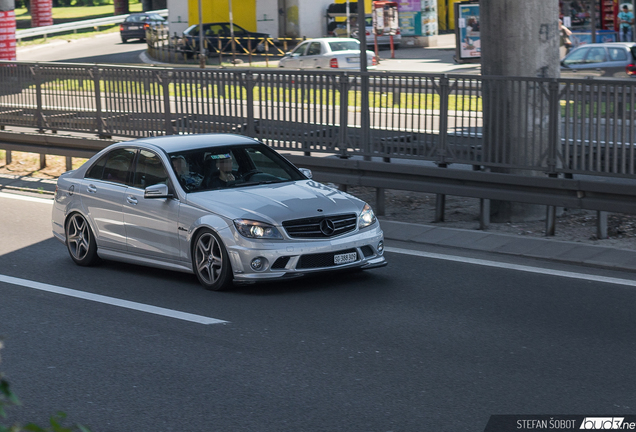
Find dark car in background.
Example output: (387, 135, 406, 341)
(179, 22, 272, 56)
(561, 42, 636, 78)
(120, 12, 166, 43)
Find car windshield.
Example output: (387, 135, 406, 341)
(168, 144, 306, 192)
(328, 40, 360, 51)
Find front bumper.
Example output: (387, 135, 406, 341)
(226, 225, 386, 283)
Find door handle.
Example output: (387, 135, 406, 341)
(87, 184, 97, 193)
(126, 196, 138, 205)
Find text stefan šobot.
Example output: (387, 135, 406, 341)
(516, 417, 636, 430)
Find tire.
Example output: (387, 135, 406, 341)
(192, 229, 233, 291)
(122, 37, 128, 43)
(65, 213, 99, 266)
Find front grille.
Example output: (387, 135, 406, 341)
(283, 213, 357, 238)
(297, 248, 358, 269)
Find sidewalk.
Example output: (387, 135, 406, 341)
(2, 172, 635, 274)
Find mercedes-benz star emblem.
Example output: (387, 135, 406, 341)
(320, 218, 336, 236)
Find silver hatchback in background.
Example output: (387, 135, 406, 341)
(278, 38, 377, 69)
(561, 42, 636, 78)
(52, 134, 386, 291)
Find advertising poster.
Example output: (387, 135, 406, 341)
(398, 0, 420, 12)
(421, 0, 437, 35)
(399, 11, 421, 35)
(455, 2, 480, 62)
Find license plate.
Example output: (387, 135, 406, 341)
(334, 252, 357, 264)
(346, 57, 360, 63)
(128, 26, 140, 30)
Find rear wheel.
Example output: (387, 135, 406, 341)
(192, 229, 233, 291)
(65, 213, 99, 266)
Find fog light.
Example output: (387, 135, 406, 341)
(250, 257, 267, 271)
(377, 241, 384, 254)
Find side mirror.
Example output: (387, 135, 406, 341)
(144, 183, 173, 199)
(299, 168, 313, 179)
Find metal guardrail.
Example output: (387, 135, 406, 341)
(1, 129, 635, 237)
(1, 62, 634, 179)
(15, 9, 168, 41)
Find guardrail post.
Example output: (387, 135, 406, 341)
(91, 66, 106, 138)
(33, 65, 45, 133)
(437, 75, 450, 165)
(597, 211, 608, 239)
(245, 71, 255, 137)
(161, 71, 174, 135)
(361, 71, 370, 160)
(547, 79, 560, 175)
(338, 73, 350, 158)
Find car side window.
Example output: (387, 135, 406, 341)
(291, 42, 308, 56)
(306, 42, 322, 56)
(132, 150, 169, 189)
(207, 24, 224, 36)
(86, 148, 136, 185)
(608, 48, 627, 61)
(563, 47, 588, 65)
(585, 47, 607, 63)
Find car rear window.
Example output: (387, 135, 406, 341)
(328, 40, 360, 51)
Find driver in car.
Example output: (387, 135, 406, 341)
(206, 154, 236, 188)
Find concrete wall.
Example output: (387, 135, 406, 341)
(167, 0, 190, 36)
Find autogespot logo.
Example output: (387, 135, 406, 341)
(580, 417, 630, 429)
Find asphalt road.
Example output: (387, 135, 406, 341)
(2, 191, 636, 431)
(15, 32, 481, 74)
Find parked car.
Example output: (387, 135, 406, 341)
(561, 42, 636, 78)
(52, 134, 386, 291)
(178, 22, 272, 56)
(119, 12, 166, 43)
(278, 38, 377, 69)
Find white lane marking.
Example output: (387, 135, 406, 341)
(0, 191, 54, 204)
(0, 274, 228, 325)
(385, 246, 636, 288)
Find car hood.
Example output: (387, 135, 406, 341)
(185, 180, 365, 224)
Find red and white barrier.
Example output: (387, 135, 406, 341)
(0, 9, 16, 61)
(31, 0, 53, 28)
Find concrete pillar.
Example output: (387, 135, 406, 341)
(0, 0, 16, 62)
(481, 0, 560, 222)
(114, 0, 130, 16)
(31, 0, 53, 28)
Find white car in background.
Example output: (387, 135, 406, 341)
(278, 38, 377, 69)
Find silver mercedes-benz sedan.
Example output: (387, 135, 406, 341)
(52, 134, 387, 290)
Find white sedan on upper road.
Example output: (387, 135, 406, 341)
(278, 38, 377, 70)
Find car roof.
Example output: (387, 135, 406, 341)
(305, 38, 359, 43)
(575, 42, 636, 48)
(133, 133, 260, 153)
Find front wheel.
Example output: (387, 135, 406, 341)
(65, 213, 99, 266)
(192, 229, 233, 291)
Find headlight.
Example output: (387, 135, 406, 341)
(234, 219, 282, 239)
(358, 203, 376, 229)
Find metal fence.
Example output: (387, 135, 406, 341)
(0, 60, 635, 179)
